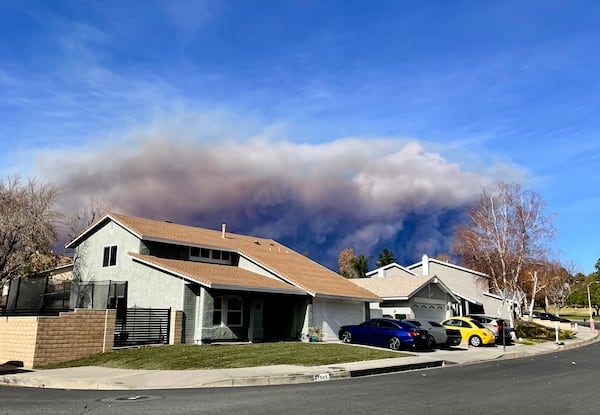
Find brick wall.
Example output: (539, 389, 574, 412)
(0, 316, 38, 368)
(1, 308, 183, 368)
(170, 310, 183, 344)
(0, 309, 116, 368)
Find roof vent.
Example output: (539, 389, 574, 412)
(254, 240, 260, 245)
(221, 223, 226, 239)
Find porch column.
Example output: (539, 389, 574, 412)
(248, 298, 264, 342)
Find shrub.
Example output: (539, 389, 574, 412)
(515, 320, 576, 341)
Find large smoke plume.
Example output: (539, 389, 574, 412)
(38, 123, 491, 269)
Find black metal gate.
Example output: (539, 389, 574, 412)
(114, 307, 171, 347)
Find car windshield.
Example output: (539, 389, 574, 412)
(407, 320, 422, 326)
(428, 321, 443, 327)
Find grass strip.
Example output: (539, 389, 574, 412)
(40, 342, 408, 370)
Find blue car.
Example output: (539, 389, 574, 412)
(338, 318, 429, 350)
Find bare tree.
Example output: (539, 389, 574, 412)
(453, 182, 555, 325)
(0, 176, 61, 286)
(65, 197, 111, 242)
(543, 262, 575, 316)
(522, 263, 548, 318)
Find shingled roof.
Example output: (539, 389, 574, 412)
(350, 275, 456, 300)
(67, 213, 380, 302)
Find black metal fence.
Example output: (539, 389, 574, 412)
(1, 276, 71, 316)
(114, 307, 171, 347)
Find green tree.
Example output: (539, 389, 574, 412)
(352, 254, 372, 278)
(569, 259, 600, 315)
(376, 248, 396, 268)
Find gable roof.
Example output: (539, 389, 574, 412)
(67, 213, 379, 302)
(129, 253, 306, 295)
(407, 256, 490, 278)
(350, 275, 457, 301)
(365, 262, 417, 278)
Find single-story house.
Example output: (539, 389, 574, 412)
(349, 254, 508, 322)
(65, 213, 380, 343)
(407, 254, 507, 318)
(351, 262, 459, 321)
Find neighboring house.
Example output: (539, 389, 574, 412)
(351, 263, 459, 321)
(65, 213, 380, 343)
(407, 254, 506, 319)
(350, 254, 508, 322)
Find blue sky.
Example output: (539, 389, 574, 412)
(1, 1, 599, 273)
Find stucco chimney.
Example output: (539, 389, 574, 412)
(221, 223, 226, 239)
(422, 254, 429, 276)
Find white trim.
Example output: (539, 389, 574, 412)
(365, 262, 417, 277)
(407, 257, 490, 278)
(212, 295, 244, 328)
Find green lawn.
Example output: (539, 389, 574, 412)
(40, 342, 407, 370)
(535, 307, 592, 321)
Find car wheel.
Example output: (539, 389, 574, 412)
(341, 331, 352, 343)
(426, 334, 436, 348)
(388, 336, 402, 350)
(469, 335, 482, 347)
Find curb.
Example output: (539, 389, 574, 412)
(2, 333, 598, 390)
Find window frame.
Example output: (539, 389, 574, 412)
(212, 295, 243, 327)
(102, 245, 118, 268)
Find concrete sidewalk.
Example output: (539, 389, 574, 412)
(1, 328, 597, 390)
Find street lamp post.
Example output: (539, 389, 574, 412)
(587, 281, 599, 334)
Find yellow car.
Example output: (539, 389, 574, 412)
(441, 317, 496, 347)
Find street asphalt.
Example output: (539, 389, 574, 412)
(1, 327, 597, 390)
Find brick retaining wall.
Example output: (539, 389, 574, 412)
(0, 316, 38, 368)
(1, 308, 184, 368)
(0, 309, 116, 368)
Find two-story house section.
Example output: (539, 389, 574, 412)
(65, 213, 380, 344)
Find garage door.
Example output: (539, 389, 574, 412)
(413, 302, 445, 322)
(312, 299, 365, 341)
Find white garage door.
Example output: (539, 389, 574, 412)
(413, 302, 446, 322)
(312, 299, 366, 341)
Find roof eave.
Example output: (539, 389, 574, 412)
(313, 293, 381, 302)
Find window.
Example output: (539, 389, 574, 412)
(227, 297, 242, 326)
(102, 245, 118, 267)
(212, 296, 243, 327)
(189, 247, 232, 264)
